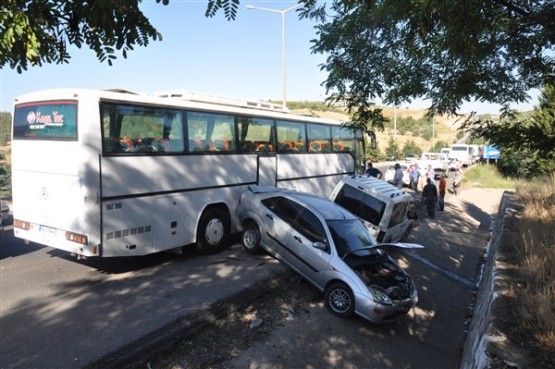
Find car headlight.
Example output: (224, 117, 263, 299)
(369, 287, 393, 305)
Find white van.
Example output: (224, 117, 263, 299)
(419, 152, 449, 178)
(329, 175, 416, 243)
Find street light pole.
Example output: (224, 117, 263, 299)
(393, 105, 397, 141)
(246, 3, 302, 110)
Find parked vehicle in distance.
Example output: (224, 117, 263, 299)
(1, 199, 9, 227)
(419, 152, 449, 178)
(440, 147, 451, 159)
(468, 144, 482, 164)
(405, 153, 419, 164)
(449, 144, 472, 167)
(329, 175, 416, 243)
(236, 185, 421, 323)
(448, 158, 462, 172)
(384, 164, 411, 187)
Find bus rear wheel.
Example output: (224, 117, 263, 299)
(196, 207, 230, 254)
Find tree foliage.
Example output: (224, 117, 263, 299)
(384, 137, 400, 160)
(205, 0, 240, 20)
(432, 140, 449, 152)
(0, 112, 10, 146)
(298, 0, 555, 128)
(0, 0, 168, 72)
(402, 140, 421, 157)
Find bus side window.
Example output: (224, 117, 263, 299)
(187, 111, 236, 153)
(307, 124, 332, 154)
(238, 117, 274, 153)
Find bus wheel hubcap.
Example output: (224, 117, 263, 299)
(205, 219, 224, 245)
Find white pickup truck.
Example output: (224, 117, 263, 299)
(419, 152, 449, 178)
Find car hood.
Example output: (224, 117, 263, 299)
(376, 242, 424, 250)
(343, 243, 423, 259)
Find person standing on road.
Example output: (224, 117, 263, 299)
(410, 163, 420, 192)
(438, 172, 447, 211)
(393, 163, 404, 188)
(422, 177, 438, 218)
(426, 164, 435, 182)
(365, 162, 383, 179)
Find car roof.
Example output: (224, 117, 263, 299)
(247, 185, 356, 221)
(336, 175, 412, 200)
(290, 192, 357, 220)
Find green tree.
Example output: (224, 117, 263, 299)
(432, 140, 449, 152)
(365, 142, 382, 162)
(1, 0, 168, 72)
(0, 112, 11, 146)
(402, 140, 421, 157)
(300, 0, 555, 127)
(385, 137, 400, 160)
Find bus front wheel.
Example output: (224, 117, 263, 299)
(196, 207, 230, 254)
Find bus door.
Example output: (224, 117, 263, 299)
(257, 153, 277, 187)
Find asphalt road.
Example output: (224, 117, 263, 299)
(0, 183, 503, 369)
(0, 227, 284, 369)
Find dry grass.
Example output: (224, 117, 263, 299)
(514, 175, 555, 353)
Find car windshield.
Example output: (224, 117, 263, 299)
(327, 219, 378, 257)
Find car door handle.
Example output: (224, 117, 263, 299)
(293, 235, 303, 243)
(265, 213, 273, 220)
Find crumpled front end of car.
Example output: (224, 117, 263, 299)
(350, 255, 418, 323)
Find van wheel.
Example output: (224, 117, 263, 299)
(196, 207, 230, 254)
(242, 221, 262, 254)
(324, 282, 355, 318)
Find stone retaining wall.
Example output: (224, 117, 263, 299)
(460, 191, 528, 369)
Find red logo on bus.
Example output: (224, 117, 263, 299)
(27, 111, 36, 125)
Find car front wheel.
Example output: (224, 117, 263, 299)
(242, 222, 262, 254)
(324, 282, 355, 318)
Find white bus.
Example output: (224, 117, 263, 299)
(11, 89, 369, 257)
(449, 144, 472, 167)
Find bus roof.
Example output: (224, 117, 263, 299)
(14, 88, 348, 127)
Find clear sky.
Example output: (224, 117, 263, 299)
(0, 0, 538, 115)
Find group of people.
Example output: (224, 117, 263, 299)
(366, 160, 463, 220)
(420, 165, 463, 219)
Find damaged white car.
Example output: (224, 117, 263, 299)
(236, 185, 423, 323)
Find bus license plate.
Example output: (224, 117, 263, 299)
(39, 225, 56, 235)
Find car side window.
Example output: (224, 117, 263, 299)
(262, 196, 302, 226)
(293, 208, 328, 249)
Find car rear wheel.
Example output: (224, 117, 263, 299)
(196, 207, 230, 254)
(242, 222, 262, 254)
(325, 282, 355, 318)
